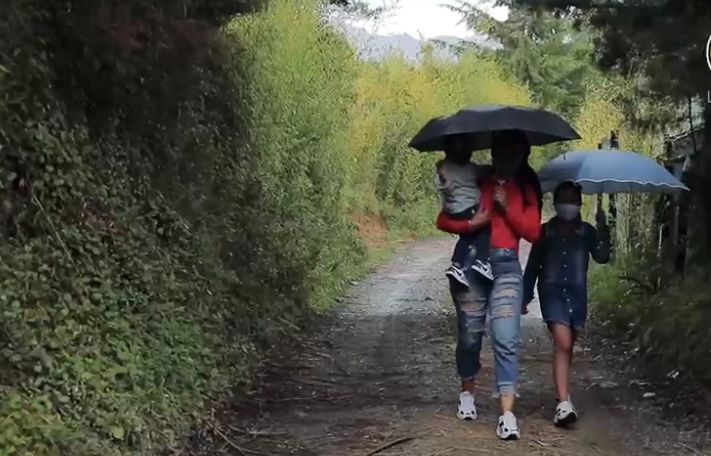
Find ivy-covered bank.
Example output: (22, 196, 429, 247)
(0, 1, 538, 454)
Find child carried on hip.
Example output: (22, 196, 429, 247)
(435, 134, 493, 286)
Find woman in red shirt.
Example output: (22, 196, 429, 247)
(437, 130, 541, 440)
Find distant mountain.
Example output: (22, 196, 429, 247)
(335, 23, 493, 61)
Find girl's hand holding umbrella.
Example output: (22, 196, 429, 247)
(595, 206, 607, 227)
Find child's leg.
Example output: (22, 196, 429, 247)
(459, 204, 488, 263)
(451, 236, 471, 268)
(446, 237, 471, 287)
(448, 206, 481, 281)
(470, 225, 491, 261)
(468, 226, 492, 280)
(549, 323, 575, 401)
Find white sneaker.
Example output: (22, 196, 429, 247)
(471, 259, 494, 281)
(496, 412, 521, 440)
(446, 265, 469, 287)
(554, 400, 578, 427)
(457, 391, 477, 420)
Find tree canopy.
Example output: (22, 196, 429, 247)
(487, 0, 711, 104)
(450, 1, 602, 120)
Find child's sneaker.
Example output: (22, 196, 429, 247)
(457, 391, 477, 420)
(554, 399, 578, 427)
(471, 259, 494, 281)
(496, 411, 521, 440)
(446, 265, 469, 287)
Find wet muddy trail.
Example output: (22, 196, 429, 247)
(180, 239, 711, 456)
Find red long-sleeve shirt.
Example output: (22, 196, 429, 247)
(436, 176, 541, 252)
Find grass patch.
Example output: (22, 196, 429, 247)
(590, 259, 711, 389)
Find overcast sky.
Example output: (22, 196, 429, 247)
(354, 0, 508, 38)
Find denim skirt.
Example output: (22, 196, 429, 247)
(538, 282, 587, 331)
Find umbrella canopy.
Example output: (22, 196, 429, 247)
(537, 149, 689, 194)
(408, 104, 580, 152)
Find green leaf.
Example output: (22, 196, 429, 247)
(109, 425, 125, 440)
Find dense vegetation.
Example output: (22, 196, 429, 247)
(0, 1, 537, 453)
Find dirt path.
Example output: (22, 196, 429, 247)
(182, 238, 711, 456)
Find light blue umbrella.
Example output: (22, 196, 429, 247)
(537, 149, 689, 194)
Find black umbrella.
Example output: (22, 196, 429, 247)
(408, 104, 580, 152)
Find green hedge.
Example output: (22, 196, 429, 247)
(0, 1, 531, 454)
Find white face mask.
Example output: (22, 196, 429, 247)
(555, 203, 580, 221)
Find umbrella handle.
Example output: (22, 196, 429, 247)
(594, 199, 607, 226)
(494, 179, 506, 211)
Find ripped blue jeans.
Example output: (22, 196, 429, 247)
(449, 248, 523, 395)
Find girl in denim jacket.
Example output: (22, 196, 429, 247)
(523, 181, 610, 427)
